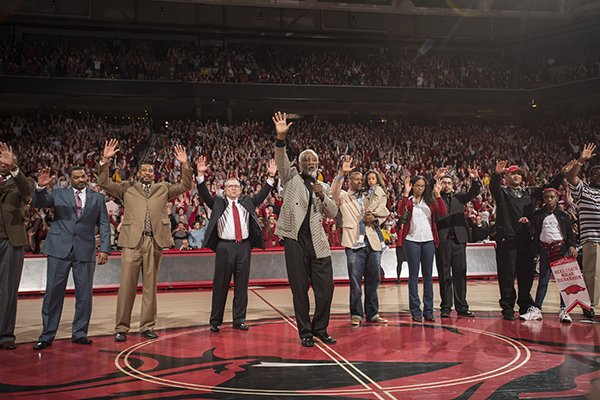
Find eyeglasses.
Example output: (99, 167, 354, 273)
(225, 184, 240, 188)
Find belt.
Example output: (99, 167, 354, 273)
(142, 231, 154, 237)
(220, 238, 249, 243)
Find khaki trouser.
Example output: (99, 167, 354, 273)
(583, 241, 600, 308)
(115, 236, 163, 333)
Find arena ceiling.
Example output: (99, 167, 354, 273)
(2, 0, 599, 42)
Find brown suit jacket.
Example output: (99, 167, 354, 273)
(0, 170, 34, 247)
(98, 162, 194, 248)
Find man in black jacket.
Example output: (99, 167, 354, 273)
(530, 186, 578, 323)
(436, 169, 481, 318)
(490, 161, 565, 321)
(196, 156, 276, 332)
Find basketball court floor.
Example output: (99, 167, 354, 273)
(1, 280, 599, 399)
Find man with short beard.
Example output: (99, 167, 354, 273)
(435, 170, 481, 319)
(490, 161, 564, 321)
(32, 166, 111, 350)
(272, 112, 339, 347)
(566, 143, 600, 319)
(99, 139, 193, 342)
(332, 155, 388, 327)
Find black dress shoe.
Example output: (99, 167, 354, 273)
(424, 315, 435, 322)
(233, 323, 249, 331)
(210, 324, 220, 332)
(440, 309, 451, 318)
(114, 333, 127, 342)
(33, 341, 51, 350)
(502, 311, 516, 321)
(458, 310, 475, 318)
(72, 337, 93, 345)
(314, 332, 336, 344)
(0, 341, 16, 350)
(301, 337, 314, 347)
(141, 330, 159, 339)
(412, 316, 423, 322)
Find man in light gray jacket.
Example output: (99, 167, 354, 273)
(273, 112, 339, 347)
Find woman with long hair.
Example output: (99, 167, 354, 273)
(397, 176, 447, 322)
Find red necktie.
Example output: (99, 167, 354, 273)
(232, 201, 242, 243)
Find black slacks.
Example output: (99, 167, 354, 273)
(284, 238, 334, 339)
(496, 237, 535, 315)
(210, 239, 252, 326)
(435, 237, 469, 312)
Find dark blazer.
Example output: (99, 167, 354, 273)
(0, 170, 34, 247)
(33, 187, 112, 261)
(529, 206, 577, 252)
(436, 180, 482, 244)
(198, 180, 272, 251)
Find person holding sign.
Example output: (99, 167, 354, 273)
(530, 183, 578, 323)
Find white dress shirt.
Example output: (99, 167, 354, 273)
(406, 197, 434, 242)
(218, 198, 250, 240)
(540, 213, 563, 243)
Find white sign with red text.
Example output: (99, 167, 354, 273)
(551, 257, 591, 313)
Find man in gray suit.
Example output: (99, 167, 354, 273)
(272, 112, 339, 347)
(32, 166, 111, 350)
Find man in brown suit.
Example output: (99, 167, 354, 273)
(0, 142, 34, 350)
(99, 139, 193, 342)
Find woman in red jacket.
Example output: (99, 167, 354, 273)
(398, 176, 447, 322)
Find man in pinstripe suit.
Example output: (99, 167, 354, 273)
(272, 112, 339, 347)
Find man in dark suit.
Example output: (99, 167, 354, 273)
(196, 156, 275, 332)
(435, 169, 481, 318)
(0, 142, 34, 350)
(31, 166, 111, 350)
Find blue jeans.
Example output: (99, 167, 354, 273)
(534, 243, 567, 309)
(404, 240, 436, 318)
(345, 242, 382, 321)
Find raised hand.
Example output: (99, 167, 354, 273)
(196, 155, 209, 174)
(37, 167, 55, 188)
(267, 159, 277, 177)
(0, 142, 16, 170)
(103, 139, 120, 161)
(174, 144, 188, 165)
(580, 143, 597, 162)
(403, 177, 412, 196)
(467, 165, 479, 179)
(561, 159, 578, 175)
(433, 181, 442, 198)
(272, 111, 293, 140)
(434, 167, 449, 180)
(339, 155, 354, 175)
(495, 160, 508, 174)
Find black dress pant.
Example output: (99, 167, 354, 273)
(496, 237, 535, 315)
(396, 245, 406, 282)
(210, 240, 251, 326)
(0, 239, 24, 345)
(284, 238, 334, 339)
(435, 237, 469, 312)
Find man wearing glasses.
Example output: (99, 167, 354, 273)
(196, 156, 276, 332)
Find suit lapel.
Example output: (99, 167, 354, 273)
(65, 187, 77, 215)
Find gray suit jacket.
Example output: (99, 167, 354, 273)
(33, 187, 111, 261)
(274, 144, 338, 258)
